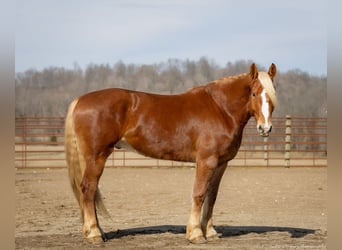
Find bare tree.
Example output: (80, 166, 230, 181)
(15, 59, 326, 117)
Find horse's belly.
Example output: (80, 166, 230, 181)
(115, 138, 195, 163)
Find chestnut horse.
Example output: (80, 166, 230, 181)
(65, 63, 277, 243)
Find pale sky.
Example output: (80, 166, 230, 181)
(15, 0, 326, 75)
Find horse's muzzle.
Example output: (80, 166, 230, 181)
(257, 124, 272, 137)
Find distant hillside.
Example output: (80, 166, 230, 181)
(15, 58, 326, 117)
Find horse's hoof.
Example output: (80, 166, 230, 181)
(86, 234, 104, 243)
(206, 233, 220, 242)
(85, 229, 104, 243)
(188, 235, 207, 244)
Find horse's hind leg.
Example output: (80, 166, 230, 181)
(81, 154, 107, 242)
(201, 163, 227, 241)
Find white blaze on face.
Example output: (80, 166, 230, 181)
(261, 89, 270, 127)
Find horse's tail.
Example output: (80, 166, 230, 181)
(65, 99, 110, 218)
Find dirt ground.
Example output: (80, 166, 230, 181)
(15, 166, 327, 249)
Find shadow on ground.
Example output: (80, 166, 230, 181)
(104, 225, 316, 241)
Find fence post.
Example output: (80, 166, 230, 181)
(263, 137, 268, 167)
(22, 117, 27, 168)
(284, 115, 291, 167)
(123, 150, 126, 167)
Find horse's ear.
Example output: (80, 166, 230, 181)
(250, 63, 258, 80)
(268, 63, 277, 80)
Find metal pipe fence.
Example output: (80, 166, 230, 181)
(15, 116, 327, 168)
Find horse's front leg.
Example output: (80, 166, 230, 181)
(201, 162, 227, 241)
(186, 156, 217, 244)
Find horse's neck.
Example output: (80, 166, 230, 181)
(206, 77, 251, 129)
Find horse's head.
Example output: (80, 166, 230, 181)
(248, 63, 277, 137)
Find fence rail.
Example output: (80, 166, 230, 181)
(15, 116, 327, 168)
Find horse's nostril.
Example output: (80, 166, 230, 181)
(269, 125, 272, 133)
(258, 125, 263, 131)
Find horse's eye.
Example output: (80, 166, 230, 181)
(252, 93, 256, 97)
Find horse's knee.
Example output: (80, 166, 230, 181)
(193, 193, 206, 206)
